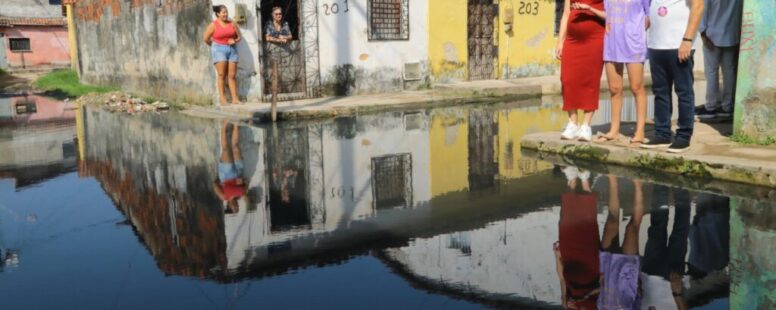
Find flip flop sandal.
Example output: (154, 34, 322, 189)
(594, 134, 617, 144)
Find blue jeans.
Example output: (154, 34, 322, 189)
(649, 49, 695, 142)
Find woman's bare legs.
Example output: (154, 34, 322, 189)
(601, 174, 621, 249)
(627, 63, 647, 143)
(228, 62, 239, 104)
(215, 62, 228, 105)
(220, 121, 232, 163)
(599, 62, 624, 142)
(582, 110, 595, 127)
(622, 179, 645, 255)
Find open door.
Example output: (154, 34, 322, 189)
(260, 0, 306, 101)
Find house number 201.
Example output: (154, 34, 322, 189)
(323, 0, 350, 15)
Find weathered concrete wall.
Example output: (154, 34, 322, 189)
(74, 0, 215, 104)
(733, 3, 776, 143)
(730, 198, 776, 309)
(1, 26, 71, 69)
(427, 0, 468, 83)
(317, 0, 430, 95)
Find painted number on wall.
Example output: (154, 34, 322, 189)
(518, 1, 539, 15)
(331, 187, 355, 201)
(322, 0, 350, 16)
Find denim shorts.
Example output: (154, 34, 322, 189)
(218, 160, 244, 182)
(212, 43, 238, 64)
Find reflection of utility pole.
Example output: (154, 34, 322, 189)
(271, 60, 278, 122)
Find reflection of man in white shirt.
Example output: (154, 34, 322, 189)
(695, 0, 743, 120)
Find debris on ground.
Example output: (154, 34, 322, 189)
(75, 91, 176, 114)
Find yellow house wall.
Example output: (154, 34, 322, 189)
(497, 0, 559, 79)
(429, 110, 470, 196)
(428, 0, 469, 82)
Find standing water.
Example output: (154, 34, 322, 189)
(0, 90, 773, 309)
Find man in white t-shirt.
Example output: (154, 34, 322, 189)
(641, 0, 705, 153)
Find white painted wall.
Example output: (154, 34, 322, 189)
(316, 0, 429, 89)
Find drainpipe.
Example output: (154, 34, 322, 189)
(65, 1, 80, 75)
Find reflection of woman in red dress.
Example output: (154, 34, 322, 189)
(554, 166, 600, 309)
(556, 0, 606, 142)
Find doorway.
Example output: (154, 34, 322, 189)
(260, 0, 306, 101)
(467, 0, 497, 80)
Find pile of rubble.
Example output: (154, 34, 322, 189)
(76, 91, 172, 114)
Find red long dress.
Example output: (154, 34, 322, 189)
(561, 0, 605, 111)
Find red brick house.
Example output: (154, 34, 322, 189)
(0, 0, 71, 70)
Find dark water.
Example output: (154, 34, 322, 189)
(1, 93, 774, 309)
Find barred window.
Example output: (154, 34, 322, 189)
(368, 0, 409, 41)
(9, 38, 31, 52)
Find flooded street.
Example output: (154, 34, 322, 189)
(1, 91, 773, 309)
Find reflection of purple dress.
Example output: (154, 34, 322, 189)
(599, 251, 642, 309)
(604, 0, 650, 63)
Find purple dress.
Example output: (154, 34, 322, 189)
(598, 251, 642, 309)
(604, 0, 650, 63)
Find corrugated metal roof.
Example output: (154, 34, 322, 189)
(0, 17, 67, 27)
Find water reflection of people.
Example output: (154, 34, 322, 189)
(555, 166, 600, 309)
(598, 174, 644, 309)
(213, 121, 247, 214)
(638, 185, 689, 309)
(687, 193, 730, 282)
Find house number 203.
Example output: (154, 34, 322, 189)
(323, 0, 350, 15)
(518, 1, 539, 15)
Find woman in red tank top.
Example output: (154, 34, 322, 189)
(203, 5, 242, 105)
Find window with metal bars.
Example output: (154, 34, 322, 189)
(371, 154, 412, 209)
(367, 0, 409, 41)
(9, 38, 31, 52)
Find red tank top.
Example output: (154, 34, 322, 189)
(212, 20, 237, 45)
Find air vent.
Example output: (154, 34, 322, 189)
(403, 62, 422, 81)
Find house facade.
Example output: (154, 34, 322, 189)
(71, 0, 430, 104)
(428, 0, 561, 82)
(0, 0, 71, 70)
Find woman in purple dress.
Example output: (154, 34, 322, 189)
(578, 0, 650, 145)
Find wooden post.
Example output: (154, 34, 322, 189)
(271, 60, 278, 122)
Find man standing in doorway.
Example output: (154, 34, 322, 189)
(641, 0, 705, 153)
(695, 0, 743, 121)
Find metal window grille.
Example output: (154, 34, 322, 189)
(371, 154, 412, 209)
(9, 38, 31, 52)
(368, 0, 409, 41)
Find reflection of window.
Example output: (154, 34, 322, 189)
(62, 141, 76, 159)
(447, 232, 472, 256)
(9, 38, 30, 52)
(371, 154, 412, 209)
(368, 0, 409, 41)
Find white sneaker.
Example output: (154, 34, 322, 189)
(562, 166, 579, 181)
(577, 125, 592, 142)
(561, 122, 580, 140)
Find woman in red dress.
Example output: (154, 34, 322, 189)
(556, 0, 606, 142)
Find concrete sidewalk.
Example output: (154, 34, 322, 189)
(520, 121, 776, 189)
(183, 71, 698, 122)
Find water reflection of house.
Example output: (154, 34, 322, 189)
(77, 104, 567, 280)
(0, 95, 76, 189)
(429, 99, 567, 196)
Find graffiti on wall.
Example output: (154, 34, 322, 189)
(733, 4, 776, 143)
